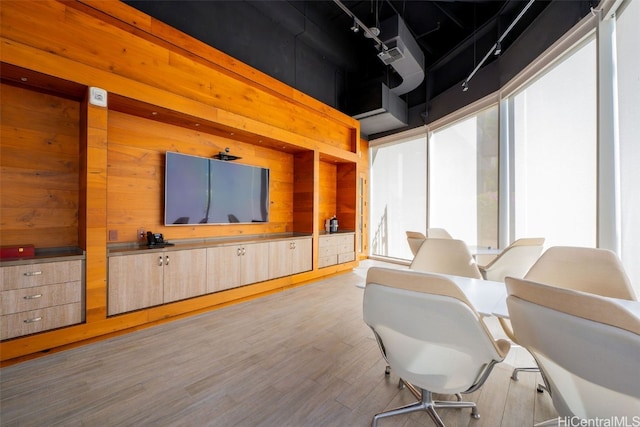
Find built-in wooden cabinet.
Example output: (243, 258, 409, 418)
(207, 242, 270, 293)
(107, 236, 314, 316)
(268, 238, 313, 279)
(163, 249, 207, 303)
(108, 252, 164, 315)
(0, 260, 83, 340)
(108, 248, 207, 315)
(0, 1, 363, 362)
(318, 233, 356, 268)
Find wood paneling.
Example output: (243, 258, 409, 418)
(319, 161, 338, 230)
(0, 0, 362, 363)
(105, 110, 294, 241)
(336, 163, 357, 232)
(0, 83, 80, 248)
(292, 151, 315, 234)
(1, 0, 357, 152)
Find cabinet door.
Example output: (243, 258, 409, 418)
(269, 239, 312, 278)
(241, 242, 270, 285)
(290, 238, 312, 274)
(108, 253, 164, 315)
(163, 249, 207, 303)
(268, 240, 292, 279)
(207, 246, 242, 293)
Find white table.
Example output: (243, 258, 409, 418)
(357, 271, 506, 317)
(491, 287, 640, 319)
(439, 274, 506, 317)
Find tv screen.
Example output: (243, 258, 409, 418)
(164, 152, 269, 225)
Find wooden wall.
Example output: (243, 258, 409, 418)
(106, 110, 295, 243)
(0, 83, 80, 248)
(0, 0, 363, 363)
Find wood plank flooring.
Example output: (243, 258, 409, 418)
(0, 260, 557, 426)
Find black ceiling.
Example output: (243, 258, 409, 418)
(125, 0, 593, 136)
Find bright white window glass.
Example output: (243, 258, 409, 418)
(616, 0, 640, 290)
(429, 106, 499, 248)
(512, 38, 596, 247)
(370, 135, 427, 260)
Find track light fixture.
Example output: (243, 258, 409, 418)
(462, 0, 535, 91)
(494, 41, 502, 56)
(333, 0, 389, 53)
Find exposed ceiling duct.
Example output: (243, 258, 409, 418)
(349, 14, 425, 136)
(378, 15, 425, 96)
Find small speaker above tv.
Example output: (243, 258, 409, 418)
(214, 152, 242, 161)
(213, 148, 241, 161)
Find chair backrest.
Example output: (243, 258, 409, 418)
(524, 246, 637, 300)
(426, 228, 453, 239)
(506, 277, 640, 418)
(410, 238, 483, 279)
(405, 231, 426, 256)
(364, 267, 509, 395)
(481, 237, 545, 282)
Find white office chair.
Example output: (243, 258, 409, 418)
(506, 277, 640, 425)
(364, 267, 510, 427)
(410, 238, 483, 279)
(478, 237, 545, 282)
(426, 227, 453, 239)
(507, 246, 637, 385)
(405, 230, 426, 256)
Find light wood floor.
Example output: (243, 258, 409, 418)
(0, 260, 557, 426)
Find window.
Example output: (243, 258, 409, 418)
(616, 0, 640, 289)
(370, 135, 427, 260)
(428, 106, 499, 248)
(511, 38, 597, 247)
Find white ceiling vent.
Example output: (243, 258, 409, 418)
(377, 46, 404, 65)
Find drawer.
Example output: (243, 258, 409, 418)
(1, 281, 82, 315)
(1, 303, 82, 340)
(318, 245, 338, 257)
(335, 234, 355, 247)
(1, 260, 82, 291)
(337, 243, 354, 254)
(338, 252, 355, 264)
(318, 255, 337, 269)
(318, 237, 336, 249)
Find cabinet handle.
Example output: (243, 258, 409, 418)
(158, 255, 163, 266)
(23, 294, 43, 300)
(237, 247, 242, 256)
(23, 271, 43, 277)
(292, 242, 296, 249)
(242, 248, 246, 256)
(24, 317, 42, 324)
(165, 255, 170, 266)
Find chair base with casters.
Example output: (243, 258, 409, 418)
(372, 389, 479, 427)
(511, 367, 548, 394)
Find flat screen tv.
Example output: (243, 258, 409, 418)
(164, 151, 269, 225)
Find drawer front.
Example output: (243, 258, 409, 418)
(1, 282, 82, 315)
(1, 260, 82, 291)
(1, 303, 82, 340)
(318, 255, 337, 269)
(335, 234, 355, 247)
(318, 237, 335, 249)
(337, 243, 354, 254)
(337, 252, 356, 264)
(318, 245, 337, 257)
